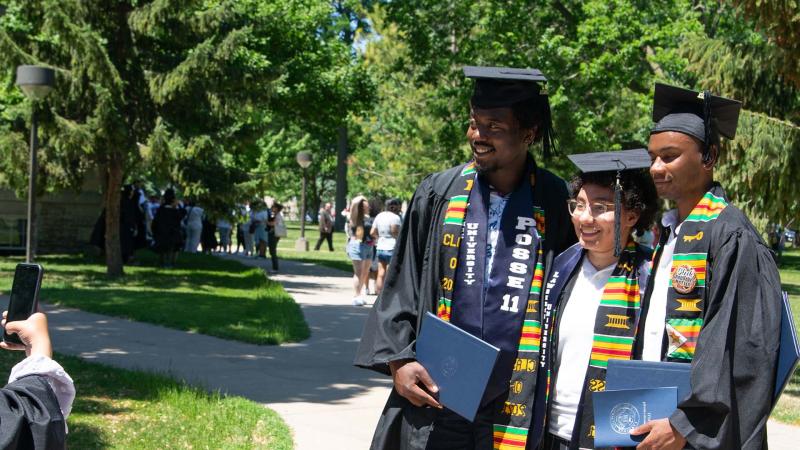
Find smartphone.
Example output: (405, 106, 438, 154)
(3, 263, 43, 345)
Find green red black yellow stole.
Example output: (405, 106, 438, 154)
(663, 186, 727, 361)
(570, 243, 644, 449)
(433, 160, 547, 450)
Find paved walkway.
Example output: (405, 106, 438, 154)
(2, 254, 799, 449)
(4, 255, 392, 449)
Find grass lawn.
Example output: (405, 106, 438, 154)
(0, 251, 309, 345)
(0, 350, 291, 449)
(275, 221, 352, 272)
(773, 249, 800, 425)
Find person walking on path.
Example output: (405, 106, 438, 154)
(370, 198, 402, 295)
(266, 202, 287, 272)
(354, 66, 576, 449)
(315, 202, 335, 251)
(347, 196, 372, 306)
(251, 201, 270, 259)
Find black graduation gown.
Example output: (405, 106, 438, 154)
(634, 203, 782, 450)
(152, 206, 184, 253)
(0, 375, 66, 449)
(354, 162, 576, 450)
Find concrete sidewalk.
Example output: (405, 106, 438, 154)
(3, 256, 392, 449)
(3, 254, 798, 449)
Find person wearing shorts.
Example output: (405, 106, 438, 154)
(370, 198, 402, 295)
(347, 196, 372, 305)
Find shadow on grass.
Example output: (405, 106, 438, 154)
(43, 285, 308, 344)
(780, 252, 800, 272)
(2, 251, 310, 344)
(0, 349, 292, 448)
(68, 423, 110, 449)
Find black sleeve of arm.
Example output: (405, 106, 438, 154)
(669, 230, 781, 450)
(0, 375, 67, 450)
(354, 176, 434, 375)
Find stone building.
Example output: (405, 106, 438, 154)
(0, 179, 103, 254)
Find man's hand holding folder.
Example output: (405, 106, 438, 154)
(630, 418, 686, 450)
(389, 359, 443, 409)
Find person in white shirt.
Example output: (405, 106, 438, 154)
(0, 311, 75, 449)
(370, 198, 403, 295)
(542, 150, 659, 450)
(250, 202, 270, 259)
(183, 199, 204, 253)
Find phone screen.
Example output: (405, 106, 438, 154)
(4, 264, 42, 344)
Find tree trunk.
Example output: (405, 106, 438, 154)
(334, 126, 348, 231)
(104, 155, 124, 278)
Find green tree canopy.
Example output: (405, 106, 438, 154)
(0, 0, 371, 275)
(350, 0, 800, 233)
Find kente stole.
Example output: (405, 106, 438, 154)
(660, 186, 727, 361)
(566, 243, 644, 449)
(435, 160, 546, 450)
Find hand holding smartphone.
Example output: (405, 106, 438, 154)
(3, 263, 43, 345)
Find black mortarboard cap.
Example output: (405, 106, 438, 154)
(567, 149, 651, 173)
(651, 83, 742, 145)
(464, 66, 555, 157)
(464, 66, 547, 107)
(568, 149, 651, 257)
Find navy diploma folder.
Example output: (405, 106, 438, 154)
(593, 387, 678, 447)
(416, 312, 500, 421)
(775, 291, 800, 408)
(606, 359, 692, 403)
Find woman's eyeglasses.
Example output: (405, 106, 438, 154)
(567, 199, 616, 217)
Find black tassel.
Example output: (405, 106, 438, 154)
(614, 173, 622, 257)
(541, 92, 557, 159)
(702, 89, 712, 162)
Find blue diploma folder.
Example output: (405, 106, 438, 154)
(606, 359, 692, 403)
(775, 291, 800, 408)
(593, 387, 678, 447)
(416, 312, 500, 421)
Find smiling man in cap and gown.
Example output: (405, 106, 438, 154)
(629, 83, 782, 450)
(354, 66, 576, 449)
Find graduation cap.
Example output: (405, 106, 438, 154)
(568, 149, 652, 257)
(464, 65, 556, 157)
(651, 83, 742, 159)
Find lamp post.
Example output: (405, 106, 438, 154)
(16, 65, 55, 263)
(295, 151, 313, 251)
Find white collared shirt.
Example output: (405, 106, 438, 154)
(549, 257, 616, 440)
(642, 210, 682, 361)
(9, 354, 75, 430)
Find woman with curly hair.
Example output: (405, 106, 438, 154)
(541, 150, 660, 450)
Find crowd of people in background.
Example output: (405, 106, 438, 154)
(89, 182, 407, 289)
(89, 182, 289, 271)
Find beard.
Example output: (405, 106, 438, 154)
(474, 159, 498, 174)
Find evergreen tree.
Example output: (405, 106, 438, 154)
(1, 0, 369, 274)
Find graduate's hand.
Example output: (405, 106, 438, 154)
(389, 359, 442, 409)
(0, 312, 53, 358)
(632, 418, 686, 450)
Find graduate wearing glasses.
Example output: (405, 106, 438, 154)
(540, 150, 659, 450)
